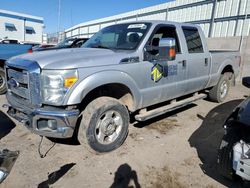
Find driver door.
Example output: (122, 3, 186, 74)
(142, 24, 187, 105)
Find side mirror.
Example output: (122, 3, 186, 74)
(158, 38, 176, 61)
(242, 77, 250, 88)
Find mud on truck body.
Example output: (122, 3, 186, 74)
(4, 21, 240, 153)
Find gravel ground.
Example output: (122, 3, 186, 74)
(0, 84, 249, 188)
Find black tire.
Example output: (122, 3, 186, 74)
(0, 67, 6, 95)
(78, 97, 129, 153)
(217, 126, 240, 180)
(209, 73, 231, 103)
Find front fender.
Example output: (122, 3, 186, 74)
(65, 70, 142, 110)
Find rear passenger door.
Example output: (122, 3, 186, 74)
(182, 26, 211, 94)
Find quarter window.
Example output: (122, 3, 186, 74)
(182, 27, 203, 53)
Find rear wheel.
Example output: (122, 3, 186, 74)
(0, 67, 6, 95)
(209, 73, 232, 103)
(78, 97, 129, 153)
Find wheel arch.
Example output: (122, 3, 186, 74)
(78, 83, 135, 112)
(65, 71, 142, 112)
(221, 64, 234, 74)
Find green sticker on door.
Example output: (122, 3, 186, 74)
(151, 64, 177, 82)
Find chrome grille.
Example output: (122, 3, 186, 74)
(7, 68, 30, 100)
(8, 69, 28, 84)
(6, 59, 42, 107)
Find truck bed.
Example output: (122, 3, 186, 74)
(208, 50, 241, 87)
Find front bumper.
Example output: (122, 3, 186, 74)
(5, 101, 79, 138)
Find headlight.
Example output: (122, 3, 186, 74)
(41, 69, 78, 104)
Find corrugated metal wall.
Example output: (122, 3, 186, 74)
(63, 0, 250, 39)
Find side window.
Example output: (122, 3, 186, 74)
(182, 27, 204, 53)
(145, 26, 181, 58)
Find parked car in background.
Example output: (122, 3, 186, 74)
(33, 38, 88, 52)
(0, 39, 19, 44)
(0, 43, 33, 94)
(32, 44, 55, 51)
(218, 77, 250, 183)
(22, 42, 40, 47)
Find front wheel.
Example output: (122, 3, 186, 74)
(0, 67, 6, 95)
(78, 97, 129, 153)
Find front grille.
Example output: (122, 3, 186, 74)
(5, 60, 42, 107)
(7, 68, 30, 100)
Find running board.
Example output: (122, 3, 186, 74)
(135, 93, 207, 121)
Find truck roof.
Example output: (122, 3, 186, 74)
(116, 20, 201, 29)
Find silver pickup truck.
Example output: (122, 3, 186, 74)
(4, 21, 241, 153)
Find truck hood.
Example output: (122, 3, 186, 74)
(10, 48, 134, 69)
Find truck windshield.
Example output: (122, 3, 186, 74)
(82, 23, 151, 50)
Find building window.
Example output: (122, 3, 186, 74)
(25, 26, 35, 34)
(5, 23, 17, 31)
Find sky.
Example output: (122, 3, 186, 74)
(1, 0, 172, 34)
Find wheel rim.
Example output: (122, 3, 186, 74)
(220, 80, 228, 99)
(0, 74, 5, 90)
(95, 110, 123, 145)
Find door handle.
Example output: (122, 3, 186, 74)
(178, 60, 186, 67)
(205, 58, 208, 66)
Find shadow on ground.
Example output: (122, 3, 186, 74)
(189, 99, 244, 188)
(38, 163, 76, 188)
(47, 137, 79, 145)
(110, 163, 141, 188)
(0, 110, 16, 140)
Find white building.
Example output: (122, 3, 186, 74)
(63, 0, 250, 39)
(0, 9, 44, 43)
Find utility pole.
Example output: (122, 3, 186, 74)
(208, 0, 217, 38)
(23, 18, 26, 42)
(57, 0, 61, 33)
(57, 0, 61, 43)
(238, 0, 249, 81)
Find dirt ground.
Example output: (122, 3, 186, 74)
(0, 84, 250, 188)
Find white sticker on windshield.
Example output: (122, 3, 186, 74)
(128, 24, 147, 29)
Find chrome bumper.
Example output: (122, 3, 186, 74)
(5, 104, 79, 138)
